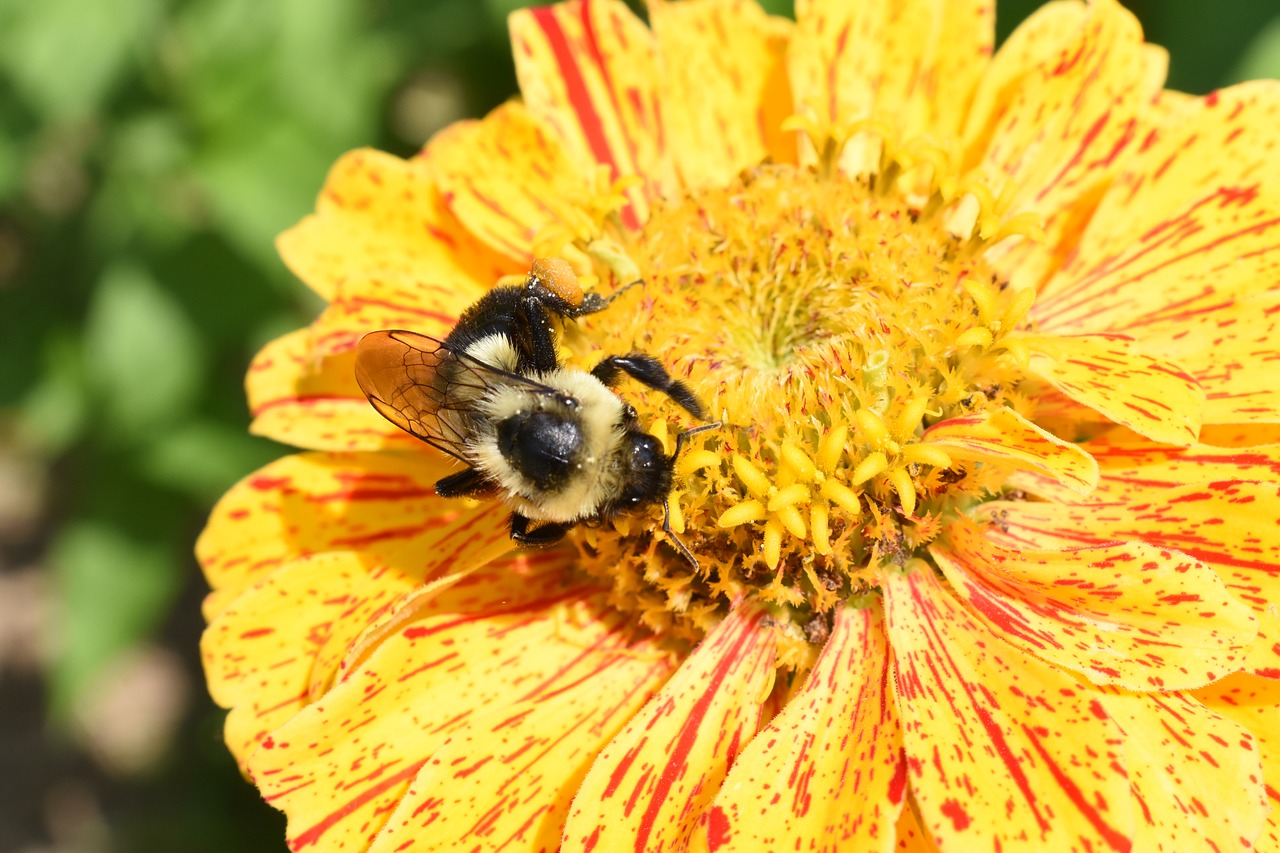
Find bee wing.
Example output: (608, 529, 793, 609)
(354, 329, 571, 460)
(354, 330, 469, 459)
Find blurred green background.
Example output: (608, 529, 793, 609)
(0, 0, 1276, 850)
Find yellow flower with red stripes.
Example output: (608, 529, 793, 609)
(200, 1, 1280, 851)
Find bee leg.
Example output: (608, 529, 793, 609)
(514, 299, 562, 373)
(509, 513, 570, 547)
(569, 278, 642, 317)
(591, 354, 705, 419)
(434, 468, 499, 499)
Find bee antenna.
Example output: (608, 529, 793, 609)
(673, 421, 722, 458)
(597, 276, 643, 309)
(662, 496, 699, 570)
(661, 421, 723, 570)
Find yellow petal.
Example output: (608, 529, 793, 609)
(278, 148, 507, 302)
(309, 275, 480, 361)
(963, 0, 1146, 234)
(1202, 424, 1280, 447)
(563, 605, 776, 853)
(894, 804, 941, 852)
(1021, 332, 1204, 446)
(1036, 81, 1280, 334)
(883, 568, 1133, 852)
(1099, 687, 1265, 852)
(978, 480, 1280, 679)
(306, 507, 524, 699)
(206, 552, 419, 767)
(689, 605, 905, 853)
(365, 639, 674, 853)
(509, 0, 675, 226)
(1138, 290, 1280, 426)
(196, 450, 457, 609)
(922, 407, 1098, 494)
(791, 0, 993, 146)
(934, 520, 1257, 690)
(1196, 673, 1280, 853)
(424, 101, 590, 264)
(250, 582, 624, 853)
(1014, 426, 1280, 504)
(246, 330, 415, 452)
(650, 0, 795, 187)
(962, 1, 1088, 162)
(205, 508, 520, 762)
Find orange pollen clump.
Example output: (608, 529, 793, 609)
(550, 152, 1044, 668)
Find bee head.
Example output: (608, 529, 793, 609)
(615, 431, 674, 510)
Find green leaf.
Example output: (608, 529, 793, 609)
(275, 0, 401, 144)
(0, 0, 162, 119)
(83, 262, 205, 437)
(18, 330, 89, 455)
(51, 520, 180, 715)
(756, 0, 794, 16)
(1228, 14, 1280, 83)
(190, 121, 335, 276)
(139, 420, 281, 502)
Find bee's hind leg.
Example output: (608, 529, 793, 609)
(434, 468, 499, 499)
(510, 514, 570, 547)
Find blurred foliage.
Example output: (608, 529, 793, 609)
(0, 0, 1276, 850)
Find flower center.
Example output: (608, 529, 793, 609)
(560, 160, 1039, 668)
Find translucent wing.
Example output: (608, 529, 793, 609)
(354, 329, 571, 460)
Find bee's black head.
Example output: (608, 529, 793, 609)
(614, 431, 674, 510)
(497, 409, 583, 492)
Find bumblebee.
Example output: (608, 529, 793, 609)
(354, 258, 713, 564)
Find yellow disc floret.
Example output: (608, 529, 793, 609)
(552, 134, 1044, 664)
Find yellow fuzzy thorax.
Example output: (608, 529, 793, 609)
(547, 146, 1043, 669)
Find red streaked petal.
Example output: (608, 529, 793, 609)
(922, 407, 1098, 494)
(1100, 688, 1265, 852)
(205, 551, 422, 768)
(791, 0, 994, 149)
(962, 0, 1148, 289)
(1021, 332, 1204, 446)
(1010, 426, 1280, 504)
(509, 0, 674, 226)
(690, 605, 905, 853)
(933, 520, 1256, 690)
(1202, 424, 1280, 447)
(365, 639, 674, 853)
(563, 605, 776, 853)
(883, 568, 1133, 852)
(250, 582, 625, 853)
(1196, 673, 1280, 853)
(894, 804, 940, 852)
(278, 148, 508, 302)
(1142, 290, 1280, 426)
(425, 101, 590, 264)
(206, 511, 523, 766)
(308, 276, 480, 362)
(1036, 81, 1280, 334)
(650, 0, 795, 187)
(196, 450, 458, 610)
(979, 481, 1280, 679)
(246, 330, 417, 452)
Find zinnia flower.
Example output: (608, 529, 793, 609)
(199, 0, 1280, 850)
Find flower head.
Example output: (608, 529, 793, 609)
(200, 1, 1280, 851)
